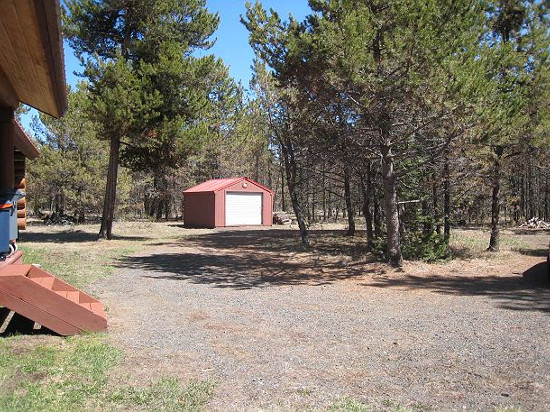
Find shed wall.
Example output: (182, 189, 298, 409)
(263, 192, 273, 226)
(214, 190, 225, 227)
(184, 192, 215, 228)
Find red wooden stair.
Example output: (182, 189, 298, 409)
(0, 264, 107, 335)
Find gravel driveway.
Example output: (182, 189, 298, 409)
(93, 228, 550, 411)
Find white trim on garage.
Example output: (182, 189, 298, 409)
(225, 192, 262, 226)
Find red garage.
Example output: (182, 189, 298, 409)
(183, 177, 274, 228)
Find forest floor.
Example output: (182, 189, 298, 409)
(3, 222, 550, 411)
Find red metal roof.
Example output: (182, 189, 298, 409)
(184, 177, 274, 194)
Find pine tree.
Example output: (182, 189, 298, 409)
(475, 0, 549, 251)
(64, 0, 221, 237)
(244, 0, 487, 266)
(29, 86, 107, 221)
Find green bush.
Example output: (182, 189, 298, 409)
(368, 231, 449, 263)
(402, 231, 450, 262)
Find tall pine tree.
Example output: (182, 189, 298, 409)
(64, 0, 222, 238)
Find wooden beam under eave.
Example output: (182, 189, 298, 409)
(14, 121, 39, 160)
(0, 107, 15, 190)
(0, 65, 18, 109)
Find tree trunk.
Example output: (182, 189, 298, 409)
(373, 173, 382, 238)
(280, 156, 286, 212)
(433, 171, 441, 235)
(527, 153, 536, 219)
(99, 135, 121, 239)
(280, 140, 309, 248)
(344, 163, 355, 236)
(488, 145, 504, 251)
(381, 142, 402, 267)
(312, 182, 316, 223)
(308, 162, 312, 222)
(523, 167, 527, 220)
(360, 166, 374, 246)
(59, 193, 65, 216)
(322, 170, 327, 220)
(398, 203, 406, 244)
(443, 150, 451, 243)
(545, 172, 549, 221)
(422, 198, 431, 238)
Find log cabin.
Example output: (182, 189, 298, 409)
(0, 0, 107, 335)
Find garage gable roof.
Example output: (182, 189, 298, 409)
(184, 177, 274, 194)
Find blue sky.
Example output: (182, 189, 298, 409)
(205, 0, 310, 86)
(61, 1, 312, 91)
(23, 0, 312, 130)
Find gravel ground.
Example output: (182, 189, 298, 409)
(93, 228, 550, 411)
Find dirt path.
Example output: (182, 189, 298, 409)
(93, 228, 550, 411)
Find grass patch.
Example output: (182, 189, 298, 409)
(17, 221, 187, 289)
(0, 334, 120, 411)
(0, 335, 214, 412)
(329, 398, 369, 411)
(18, 244, 139, 290)
(109, 377, 215, 411)
(449, 229, 529, 260)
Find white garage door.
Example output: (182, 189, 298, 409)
(225, 192, 263, 226)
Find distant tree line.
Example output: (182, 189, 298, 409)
(26, 0, 550, 267)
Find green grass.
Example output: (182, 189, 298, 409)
(327, 398, 424, 412)
(325, 399, 524, 412)
(109, 377, 215, 411)
(1, 223, 214, 411)
(329, 398, 370, 411)
(449, 229, 529, 259)
(0, 335, 214, 411)
(0, 334, 120, 411)
(18, 245, 139, 290)
(17, 221, 187, 289)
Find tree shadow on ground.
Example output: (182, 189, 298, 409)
(118, 229, 549, 312)
(510, 228, 550, 236)
(513, 247, 548, 257)
(155, 229, 372, 260)
(119, 229, 381, 289)
(121, 252, 382, 289)
(368, 262, 550, 314)
(20, 231, 148, 244)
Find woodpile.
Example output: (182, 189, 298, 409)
(273, 211, 292, 225)
(519, 217, 550, 229)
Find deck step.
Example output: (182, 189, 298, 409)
(79, 301, 105, 315)
(30, 276, 55, 290)
(54, 290, 81, 304)
(89, 302, 104, 314)
(0, 263, 107, 336)
(0, 264, 30, 277)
